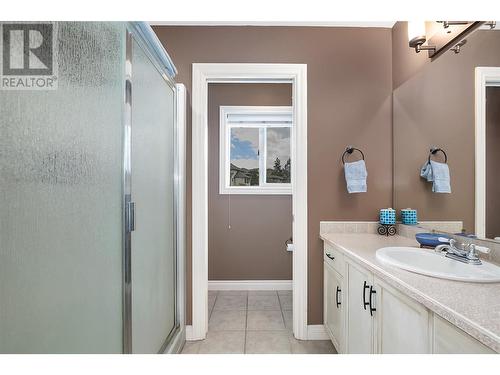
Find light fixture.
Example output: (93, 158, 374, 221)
(408, 21, 494, 59)
(408, 21, 436, 53)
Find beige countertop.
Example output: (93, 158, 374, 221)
(319, 232, 500, 353)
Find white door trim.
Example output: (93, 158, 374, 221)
(191, 63, 308, 340)
(474, 67, 500, 238)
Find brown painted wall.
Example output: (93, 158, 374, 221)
(208, 83, 293, 280)
(153, 26, 393, 325)
(392, 25, 500, 233)
(486, 87, 500, 238)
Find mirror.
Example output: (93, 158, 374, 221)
(485, 86, 500, 240)
(392, 22, 500, 243)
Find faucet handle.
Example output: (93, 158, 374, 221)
(466, 244, 490, 263)
(473, 244, 491, 254)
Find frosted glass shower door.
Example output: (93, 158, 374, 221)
(0, 22, 125, 353)
(130, 38, 177, 353)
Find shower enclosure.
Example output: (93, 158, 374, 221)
(0, 22, 185, 353)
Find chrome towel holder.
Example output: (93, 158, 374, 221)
(428, 147, 448, 163)
(342, 145, 365, 164)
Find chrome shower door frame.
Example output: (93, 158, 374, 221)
(122, 24, 184, 354)
(122, 28, 133, 355)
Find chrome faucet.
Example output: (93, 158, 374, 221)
(435, 239, 490, 265)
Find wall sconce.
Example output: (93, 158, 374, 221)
(408, 21, 496, 59)
(408, 21, 436, 53)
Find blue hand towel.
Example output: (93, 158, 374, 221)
(420, 160, 451, 193)
(344, 160, 367, 193)
(420, 161, 433, 182)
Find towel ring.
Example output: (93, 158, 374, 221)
(428, 147, 448, 163)
(342, 146, 365, 164)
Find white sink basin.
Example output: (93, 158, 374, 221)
(376, 247, 500, 283)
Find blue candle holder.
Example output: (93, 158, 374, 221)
(378, 208, 396, 236)
(379, 208, 396, 225)
(401, 208, 418, 225)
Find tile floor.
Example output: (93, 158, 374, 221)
(181, 290, 337, 354)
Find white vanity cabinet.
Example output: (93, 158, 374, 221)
(374, 278, 430, 353)
(323, 243, 345, 352)
(322, 240, 496, 354)
(433, 315, 495, 354)
(346, 260, 430, 354)
(346, 259, 375, 353)
(345, 257, 430, 353)
(324, 262, 344, 351)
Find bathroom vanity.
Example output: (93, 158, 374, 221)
(321, 232, 499, 354)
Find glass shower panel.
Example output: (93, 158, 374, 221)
(0, 22, 125, 353)
(130, 38, 177, 353)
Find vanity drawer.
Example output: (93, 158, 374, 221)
(324, 243, 345, 276)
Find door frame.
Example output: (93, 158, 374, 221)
(191, 63, 308, 340)
(474, 67, 500, 238)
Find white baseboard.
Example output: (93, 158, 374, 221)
(307, 325, 329, 340)
(208, 280, 292, 291)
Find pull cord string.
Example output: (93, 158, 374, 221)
(228, 193, 231, 229)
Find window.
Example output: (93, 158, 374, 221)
(219, 106, 292, 194)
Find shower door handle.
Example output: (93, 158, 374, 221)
(126, 201, 136, 232)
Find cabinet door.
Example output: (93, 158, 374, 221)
(346, 260, 374, 354)
(375, 278, 430, 353)
(324, 262, 344, 352)
(433, 315, 495, 354)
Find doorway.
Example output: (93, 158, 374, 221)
(190, 64, 308, 341)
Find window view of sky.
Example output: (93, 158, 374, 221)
(230, 128, 259, 169)
(266, 128, 290, 168)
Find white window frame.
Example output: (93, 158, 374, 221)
(219, 105, 293, 195)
